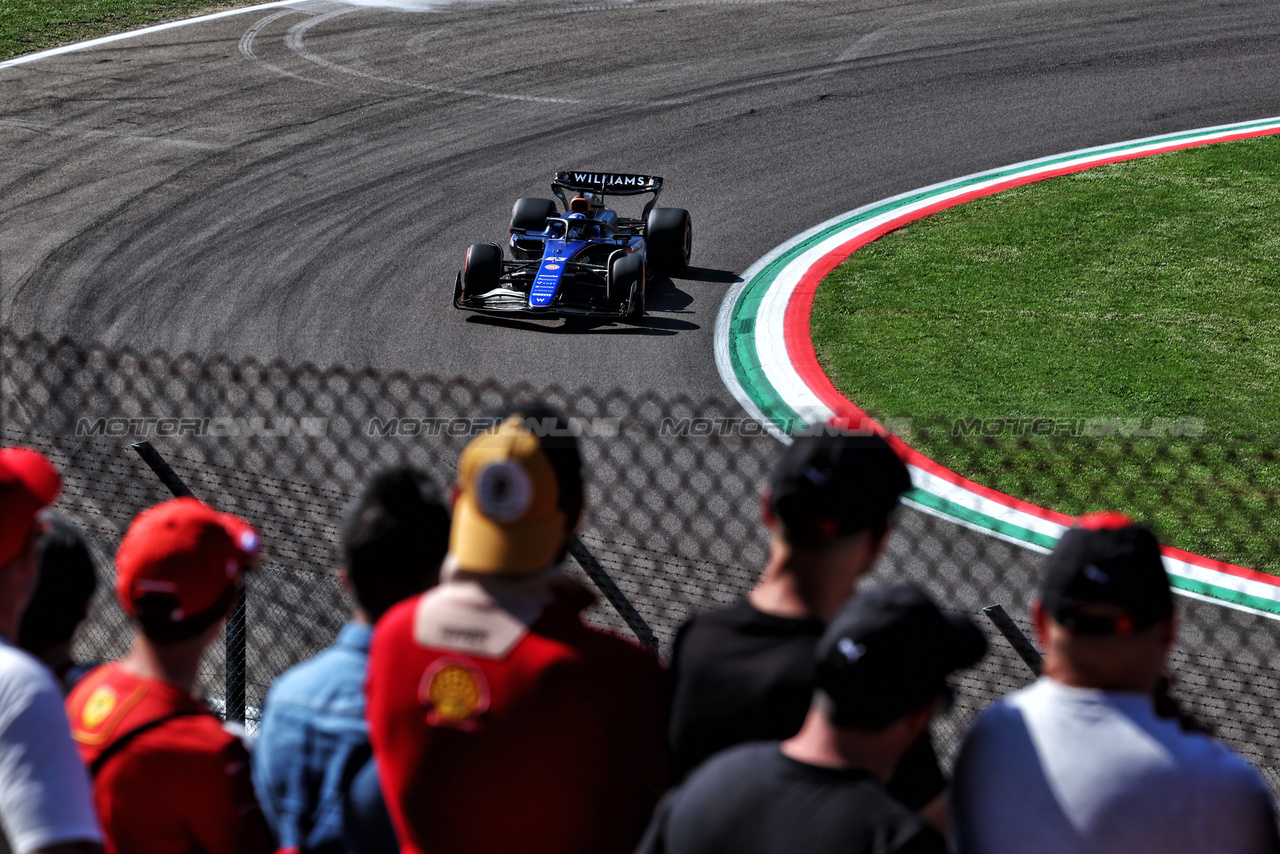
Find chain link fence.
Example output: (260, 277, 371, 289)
(3, 329, 1278, 790)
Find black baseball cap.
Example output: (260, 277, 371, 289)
(815, 583, 987, 730)
(769, 430, 911, 545)
(1040, 512, 1173, 636)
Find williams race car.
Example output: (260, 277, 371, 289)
(452, 171, 692, 319)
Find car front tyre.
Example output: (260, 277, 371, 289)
(461, 243, 502, 298)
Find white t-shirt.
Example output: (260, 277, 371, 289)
(0, 637, 102, 854)
(951, 677, 1280, 854)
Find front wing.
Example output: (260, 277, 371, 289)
(453, 259, 639, 318)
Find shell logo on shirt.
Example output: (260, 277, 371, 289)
(82, 686, 119, 729)
(419, 660, 489, 731)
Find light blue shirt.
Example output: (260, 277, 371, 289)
(951, 678, 1280, 854)
(252, 623, 395, 854)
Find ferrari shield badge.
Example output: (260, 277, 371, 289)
(419, 660, 489, 730)
(71, 682, 146, 746)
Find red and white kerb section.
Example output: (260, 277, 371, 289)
(715, 116, 1280, 619)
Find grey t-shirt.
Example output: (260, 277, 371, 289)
(951, 678, 1280, 854)
(638, 743, 946, 854)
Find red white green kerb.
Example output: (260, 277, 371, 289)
(714, 116, 1280, 620)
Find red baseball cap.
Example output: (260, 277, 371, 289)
(0, 447, 61, 567)
(116, 497, 260, 639)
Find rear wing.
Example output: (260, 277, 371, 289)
(553, 171, 663, 196)
(552, 171, 664, 220)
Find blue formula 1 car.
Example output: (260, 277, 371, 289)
(452, 171, 692, 319)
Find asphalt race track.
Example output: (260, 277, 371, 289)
(4, 0, 1280, 775)
(5, 0, 1280, 390)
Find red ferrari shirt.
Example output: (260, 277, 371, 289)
(366, 570, 670, 854)
(65, 662, 273, 854)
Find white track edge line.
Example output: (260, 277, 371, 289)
(0, 0, 309, 69)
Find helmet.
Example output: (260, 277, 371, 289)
(564, 211, 588, 236)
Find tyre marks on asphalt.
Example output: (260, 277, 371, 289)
(238, 9, 367, 90)
(0, 117, 231, 150)
(234, 0, 1090, 114)
(286, 7, 584, 103)
(234, 0, 709, 107)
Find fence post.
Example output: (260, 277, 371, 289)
(982, 604, 1042, 677)
(131, 441, 247, 724)
(568, 537, 660, 654)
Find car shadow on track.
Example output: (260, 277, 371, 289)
(461, 267, 739, 335)
(647, 274, 694, 313)
(466, 315, 695, 335)
(681, 266, 742, 284)
(637, 266, 742, 315)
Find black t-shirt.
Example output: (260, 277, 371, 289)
(667, 600, 946, 808)
(636, 743, 947, 854)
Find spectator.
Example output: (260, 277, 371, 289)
(342, 759, 400, 854)
(365, 404, 668, 854)
(19, 512, 99, 693)
(951, 512, 1280, 854)
(666, 428, 948, 825)
(0, 447, 103, 854)
(253, 467, 450, 854)
(64, 497, 273, 854)
(637, 583, 986, 854)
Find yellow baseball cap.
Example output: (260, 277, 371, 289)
(450, 410, 581, 574)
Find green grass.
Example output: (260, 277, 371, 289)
(811, 134, 1280, 572)
(1, 0, 260, 60)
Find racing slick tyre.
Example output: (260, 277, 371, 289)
(461, 243, 501, 298)
(609, 253, 645, 317)
(510, 198, 558, 259)
(645, 207, 692, 275)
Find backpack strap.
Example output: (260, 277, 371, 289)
(89, 710, 205, 778)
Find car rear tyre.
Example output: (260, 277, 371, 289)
(646, 207, 692, 275)
(511, 197, 558, 230)
(461, 243, 501, 298)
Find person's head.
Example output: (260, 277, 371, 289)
(1034, 512, 1174, 693)
(115, 497, 260, 648)
(0, 447, 61, 639)
(763, 428, 911, 596)
(449, 403, 584, 577)
(340, 467, 450, 621)
(563, 211, 589, 238)
(814, 583, 987, 737)
(18, 512, 98, 659)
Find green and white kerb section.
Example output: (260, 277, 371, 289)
(715, 116, 1280, 620)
